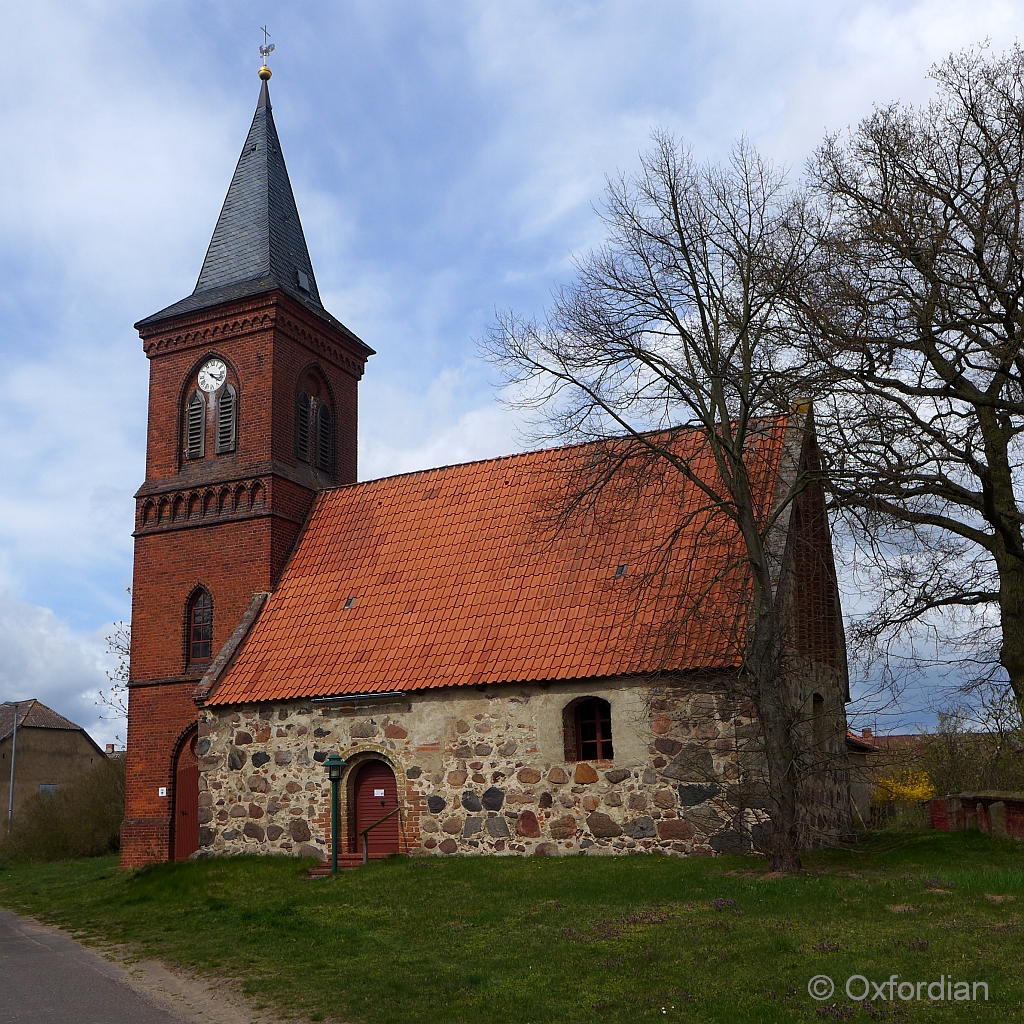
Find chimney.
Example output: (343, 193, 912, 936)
(106, 743, 115, 754)
(861, 728, 873, 740)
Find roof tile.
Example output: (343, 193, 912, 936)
(0, 700, 91, 743)
(209, 423, 789, 704)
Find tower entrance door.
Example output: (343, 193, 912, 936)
(173, 731, 199, 861)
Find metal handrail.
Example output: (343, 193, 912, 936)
(360, 806, 401, 864)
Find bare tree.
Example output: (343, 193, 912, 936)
(98, 619, 130, 724)
(793, 45, 1024, 718)
(487, 135, 844, 871)
(919, 685, 1024, 795)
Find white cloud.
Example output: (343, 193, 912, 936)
(758, 1, 1023, 164)
(0, 589, 123, 748)
(0, 348, 139, 601)
(0, 2, 244, 625)
(362, 401, 519, 481)
(2, 0, 1020, 725)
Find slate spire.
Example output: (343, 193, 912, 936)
(194, 79, 321, 303)
(138, 77, 342, 329)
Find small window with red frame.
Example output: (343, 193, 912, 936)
(575, 697, 613, 760)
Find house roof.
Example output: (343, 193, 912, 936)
(135, 79, 369, 353)
(845, 730, 878, 753)
(207, 419, 792, 705)
(867, 733, 926, 749)
(0, 700, 88, 743)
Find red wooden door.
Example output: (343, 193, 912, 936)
(352, 761, 400, 856)
(174, 732, 199, 861)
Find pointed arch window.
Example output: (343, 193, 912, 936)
(185, 391, 205, 460)
(216, 384, 237, 453)
(296, 391, 311, 462)
(317, 404, 333, 472)
(188, 589, 213, 665)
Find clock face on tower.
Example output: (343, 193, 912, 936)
(197, 358, 228, 393)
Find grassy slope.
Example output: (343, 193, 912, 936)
(0, 832, 1021, 1024)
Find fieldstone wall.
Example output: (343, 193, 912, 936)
(196, 674, 849, 859)
(791, 661, 857, 845)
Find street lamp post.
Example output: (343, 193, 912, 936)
(323, 753, 347, 874)
(3, 701, 22, 837)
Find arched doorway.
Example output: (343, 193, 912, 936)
(173, 730, 199, 861)
(351, 760, 400, 856)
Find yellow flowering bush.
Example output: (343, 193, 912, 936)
(873, 770, 934, 805)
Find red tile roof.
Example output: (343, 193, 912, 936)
(845, 730, 878, 753)
(208, 420, 791, 705)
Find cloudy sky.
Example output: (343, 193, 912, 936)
(1, 0, 1019, 745)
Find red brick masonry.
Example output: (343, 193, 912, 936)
(121, 288, 368, 868)
(926, 792, 1024, 840)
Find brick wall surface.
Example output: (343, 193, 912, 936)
(121, 680, 201, 867)
(779, 435, 853, 838)
(131, 523, 275, 681)
(926, 794, 1024, 840)
(122, 289, 368, 868)
(787, 442, 845, 672)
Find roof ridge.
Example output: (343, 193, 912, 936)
(327, 414, 793, 494)
(1, 698, 83, 742)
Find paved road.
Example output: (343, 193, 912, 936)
(0, 909, 187, 1024)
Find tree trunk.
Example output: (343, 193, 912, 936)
(756, 674, 803, 872)
(979, 413, 1024, 718)
(746, 564, 803, 873)
(996, 551, 1024, 717)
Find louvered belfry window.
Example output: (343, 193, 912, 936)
(296, 391, 311, 462)
(185, 391, 205, 459)
(317, 404, 333, 472)
(216, 385, 237, 453)
(188, 589, 213, 664)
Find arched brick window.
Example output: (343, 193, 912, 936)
(187, 588, 213, 665)
(295, 368, 334, 476)
(564, 697, 614, 761)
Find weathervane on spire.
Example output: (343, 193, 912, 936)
(259, 26, 275, 81)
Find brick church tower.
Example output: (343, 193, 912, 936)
(121, 69, 372, 867)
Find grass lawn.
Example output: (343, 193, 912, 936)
(1, 831, 1022, 1023)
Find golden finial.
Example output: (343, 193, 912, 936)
(259, 26, 275, 80)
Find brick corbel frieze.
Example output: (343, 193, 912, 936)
(132, 476, 310, 536)
(138, 292, 370, 379)
(141, 306, 274, 356)
(273, 309, 367, 379)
